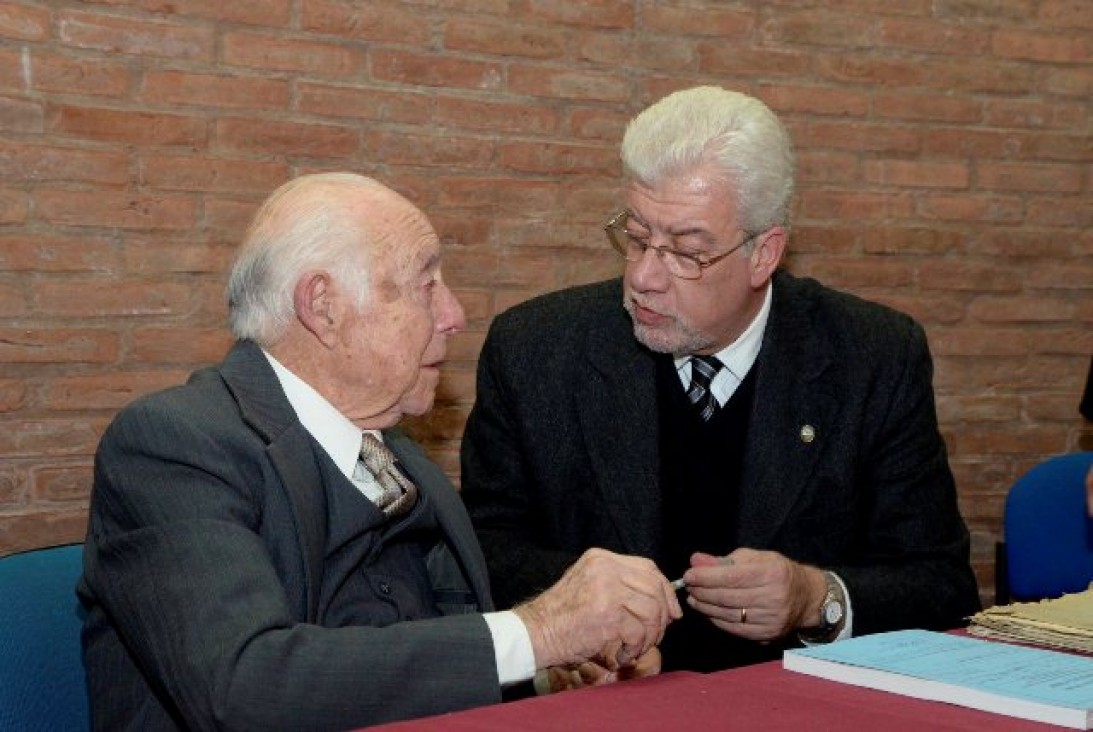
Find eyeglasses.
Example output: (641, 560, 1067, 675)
(604, 210, 757, 280)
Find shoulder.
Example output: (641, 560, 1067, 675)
(483, 278, 626, 353)
(773, 271, 924, 348)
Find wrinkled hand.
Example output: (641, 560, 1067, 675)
(681, 548, 826, 642)
(543, 647, 662, 693)
(515, 548, 681, 669)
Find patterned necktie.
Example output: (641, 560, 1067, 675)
(358, 434, 418, 518)
(687, 355, 723, 421)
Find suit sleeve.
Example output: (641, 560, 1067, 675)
(828, 320, 981, 634)
(83, 399, 501, 732)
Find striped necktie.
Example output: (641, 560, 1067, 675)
(359, 434, 418, 518)
(687, 355, 723, 421)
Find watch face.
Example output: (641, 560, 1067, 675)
(824, 600, 844, 625)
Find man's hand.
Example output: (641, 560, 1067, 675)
(515, 548, 681, 669)
(542, 647, 662, 693)
(681, 548, 826, 641)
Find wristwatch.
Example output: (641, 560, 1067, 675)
(799, 571, 846, 643)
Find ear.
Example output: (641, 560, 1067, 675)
(293, 271, 338, 348)
(747, 226, 787, 289)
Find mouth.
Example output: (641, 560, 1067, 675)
(629, 297, 672, 327)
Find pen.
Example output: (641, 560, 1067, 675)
(670, 577, 687, 591)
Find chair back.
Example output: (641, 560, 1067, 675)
(0, 543, 88, 731)
(1004, 452, 1093, 602)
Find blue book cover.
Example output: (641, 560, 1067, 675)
(784, 629, 1093, 728)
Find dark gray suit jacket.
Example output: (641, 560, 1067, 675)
(79, 340, 500, 731)
(462, 273, 980, 653)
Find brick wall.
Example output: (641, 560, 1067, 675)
(1, 0, 1090, 602)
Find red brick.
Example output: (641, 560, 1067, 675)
(434, 177, 561, 211)
(789, 225, 861, 256)
(799, 191, 914, 220)
(860, 226, 966, 256)
(33, 466, 93, 504)
(204, 197, 260, 237)
(78, 0, 290, 26)
(302, 0, 430, 43)
(759, 85, 870, 117)
(222, 31, 364, 76)
(500, 140, 617, 176)
(35, 189, 197, 230)
(0, 141, 128, 184)
(371, 50, 503, 91)
(142, 70, 289, 110)
(436, 96, 560, 135)
(121, 237, 233, 276)
(58, 11, 214, 60)
(935, 0, 1037, 24)
(920, 262, 1023, 294)
(938, 395, 1020, 423)
(1027, 198, 1092, 228)
(30, 49, 132, 97)
(992, 29, 1091, 64)
(130, 327, 233, 364)
(140, 155, 288, 194)
(363, 130, 494, 169)
(0, 510, 89, 556)
(0, 419, 101, 458)
(425, 211, 492, 251)
(0, 47, 24, 90)
(0, 95, 44, 133)
(0, 3, 52, 41)
(0, 329, 120, 364)
(216, 117, 358, 158)
(984, 99, 1088, 130)
(868, 293, 967, 326)
(507, 65, 628, 102)
(878, 18, 989, 55)
(0, 379, 26, 412)
(44, 370, 190, 410)
(950, 426, 1070, 457)
(1040, 66, 1093, 98)
(918, 57, 1035, 95)
(297, 83, 431, 124)
(762, 12, 875, 47)
(969, 296, 1077, 324)
(980, 162, 1083, 193)
(33, 280, 194, 317)
(0, 187, 28, 223)
(977, 230, 1075, 259)
(0, 466, 25, 504)
(874, 92, 982, 124)
(49, 105, 206, 146)
(567, 107, 628, 142)
(524, 0, 633, 29)
(574, 30, 633, 67)
(698, 45, 813, 79)
(864, 160, 969, 188)
(806, 122, 920, 153)
(917, 194, 1024, 224)
(0, 234, 117, 272)
(445, 19, 566, 59)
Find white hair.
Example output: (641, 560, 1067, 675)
(226, 173, 380, 346)
(621, 86, 795, 235)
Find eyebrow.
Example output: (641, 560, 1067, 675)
(628, 211, 712, 239)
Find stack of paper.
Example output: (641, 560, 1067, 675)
(784, 629, 1093, 728)
(969, 586, 1093, 653)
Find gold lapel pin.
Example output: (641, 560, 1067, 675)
(800, 424, 816, 443)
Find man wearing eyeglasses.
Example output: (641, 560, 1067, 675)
(461, 86, 980, 675)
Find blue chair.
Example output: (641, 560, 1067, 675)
(998, 452, 1093, 603)
(0, 543, 88, 731)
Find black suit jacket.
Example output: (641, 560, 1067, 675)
(462, 273, 980, 656)
(79, 340, 501, 731)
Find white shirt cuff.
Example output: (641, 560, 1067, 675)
(482, 610, 537, 687)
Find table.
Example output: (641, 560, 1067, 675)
(370, 660, 1063, 731)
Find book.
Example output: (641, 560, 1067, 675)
(969, 586, 1093, 653)
(784, 629, 1093, 729)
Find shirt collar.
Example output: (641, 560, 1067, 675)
(674, 282, 772, 379)
(262, 350, 366, 484)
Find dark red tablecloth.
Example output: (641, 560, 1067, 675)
(368, 660, 1064, 731)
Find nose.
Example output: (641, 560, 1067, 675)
(627, 244, 671, 292)
(434, 278, 466, 335)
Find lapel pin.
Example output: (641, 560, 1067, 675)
(800, 424, 816, 443)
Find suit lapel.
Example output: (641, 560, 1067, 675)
(219, 340, 328, 622)
(578, 312, 662, 557)
(737, 274, 836, 548)
(384, 430, 494, 610)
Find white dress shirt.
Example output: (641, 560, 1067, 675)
(263, 351, 536, 686)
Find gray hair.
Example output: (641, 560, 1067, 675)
(621, 86, 795, 236)
(227, 173, 378, 346)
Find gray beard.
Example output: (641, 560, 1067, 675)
(623, 296, 716, 357)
